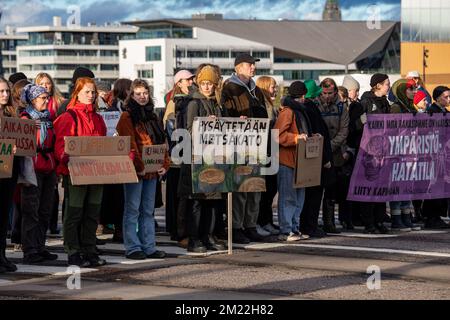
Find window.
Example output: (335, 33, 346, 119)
(187, 50, 207, 58)
(256, 69, 271, 75)
(146, 46, 162, 61)
(100, 65, 118, 71)
(137, 69, 154, 79)
(252, 51, 270, 59)
(209, 50, 229, 58)
(100, 50, 118, 57)
(175, 49, 186, 58)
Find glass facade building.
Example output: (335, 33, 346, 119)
(402, 0, 450, 42)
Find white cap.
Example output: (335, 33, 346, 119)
(406, 70, 420, 79)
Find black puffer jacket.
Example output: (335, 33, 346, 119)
(360, 91, 391, 115)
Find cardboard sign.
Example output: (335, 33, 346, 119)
(294, 136, 324, 188)
(0, 117, 37, 156)
(0, 139, 15, 179)
(68, 156, 138, 185)
(191, 117, 270, 193)
(306, 136, 321, 159)
(143, 144, 166, 173)
(99, 111, 121, 137)
(65, 136, 130, 156)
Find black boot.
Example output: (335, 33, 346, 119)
(322, 200, 340, 234)
(187, 239, 207, 253)
(202, 235, 225, 251)
(0, 249, 17, 272)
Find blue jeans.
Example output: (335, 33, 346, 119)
(123, 178, 157, 256)
(277, 165, 305, 234)
(389, 201, 412, 215)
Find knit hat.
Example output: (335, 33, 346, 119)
(288, 81, 307, 97)
(342, 75, 360, 91)
(433, 86, 450, 101)
(8, 72, 27, 85)
(305, 79, 323, 99)
(406, 79, 417, 90)
(174, 70, 194, 84)
(370, 73, 389, 88)
(414, 90, 427, 105)
(196, 66, 219, 85)
(72, 67, 95, 84)
(21, 84, 47, 105)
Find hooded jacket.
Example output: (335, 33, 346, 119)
(54, 102, 107, 176)
(221, 73, 268, 118)
(390, 83, 417, 114)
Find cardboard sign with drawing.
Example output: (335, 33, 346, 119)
(65, 136, 138, 185)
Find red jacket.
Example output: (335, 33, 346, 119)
(20, 111, 57, 174)
(53, 102, 107, 176)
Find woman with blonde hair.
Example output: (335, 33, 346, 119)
(256, 76, 279, 123)
(35, 72, 65, 120)
(255, 76, 280, 236)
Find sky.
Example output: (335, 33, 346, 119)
(0, 0, 401, 29)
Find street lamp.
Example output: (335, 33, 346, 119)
(423, 46, 429, 84)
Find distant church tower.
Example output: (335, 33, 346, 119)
(322, 0, 342, 21)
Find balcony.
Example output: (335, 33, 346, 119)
(17, 55, 118, 64)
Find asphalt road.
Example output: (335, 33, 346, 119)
(0, 209, 449, 301)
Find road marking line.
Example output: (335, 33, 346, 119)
(239, 243, 450, 258)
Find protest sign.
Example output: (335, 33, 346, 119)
(68, 156, 138, 185)
(65, 136, 130, 156)
(142, 144, 166, 173)
(0, 139, 14, 179)
(348, 113, 450, 202)
(65, 136, 137, 185)
(191, 117, 270, 193)
(294, 135, 323, 188)
(99, 111, 121, 137)
(0, 117, 37, 156)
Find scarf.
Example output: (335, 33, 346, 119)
(127, 98, 166, 145)
(25, 105, 53, 147)
(282, 96, 312, 136)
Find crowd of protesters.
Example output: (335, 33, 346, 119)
(1, 54, 450, 273)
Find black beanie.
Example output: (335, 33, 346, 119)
(370, 73, 389, 88)
(288, 81, 307, 97)
(432, 86, 450, 101)
(72, 67, 95, 84)
(8, 72, 27, 85)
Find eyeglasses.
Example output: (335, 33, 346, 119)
(37, 96, 49, 101)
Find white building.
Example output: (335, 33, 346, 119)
(120, 15, 399, 108)
(0, 26, 28, 80)
(16, 17, 138, 95)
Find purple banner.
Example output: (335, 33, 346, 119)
(348, 113, 450, 202)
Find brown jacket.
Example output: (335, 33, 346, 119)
(274, 107, 299, 169)
(116, 111, 169, 180)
